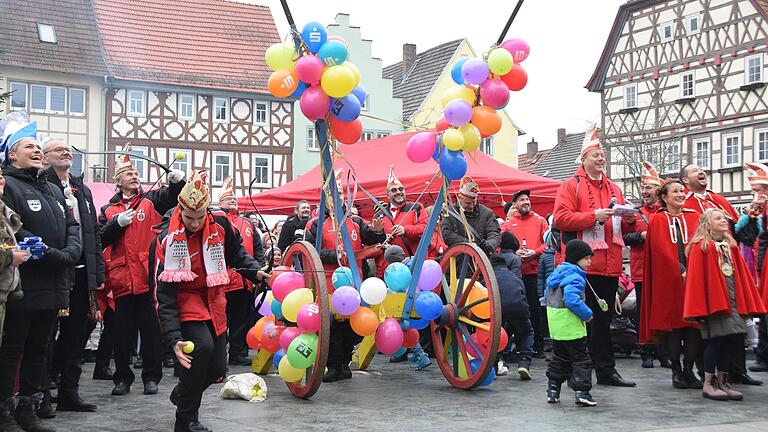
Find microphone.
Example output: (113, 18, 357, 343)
(608, 197, 617, 209)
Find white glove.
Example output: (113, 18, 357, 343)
(117, 209, 136, 227)
(168, 169, 185, 184)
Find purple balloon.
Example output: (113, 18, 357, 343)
(443, 99, 473, 127)
(331, 286, 361, 316)
(375, 317, 404, 355)
(417, 260, 442, 291)
(255, 292, 273, 316)
(461, 58, 489, 85)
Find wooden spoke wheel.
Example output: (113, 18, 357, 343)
(428, 243, 501, 390)
(281, 241, 330, 399)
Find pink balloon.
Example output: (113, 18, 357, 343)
(375, 318, 404, 355)
(279, 327, 304, 352)
(296, 302, 321, 333)
(406, 132, 437, 163)
(479, 79, 510, 109)
(295, 55, 325, 85)
(501, 38, 530, 63)
(272, 271, 304, 302)
(300, 86, 330, 121)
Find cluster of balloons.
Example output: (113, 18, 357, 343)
(405, 38, 530, 181)
(265, 21, 367, 145)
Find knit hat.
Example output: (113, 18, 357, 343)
(114, 144, 136, 181)
(565, 239, 594, 264)
(178, 169, 210, 211)
(384, 245, 406, 264)
(458, 176, 479, 199)
(641, 161, 662, 186)
(500, 231, 519, 251)
(575, 126, 602, 163)
(386, 164, 402, 189)
(745, 162, 768, 186)
(219, 176, 235, 201)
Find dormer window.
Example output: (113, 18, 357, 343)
(37, 23, 56, 44)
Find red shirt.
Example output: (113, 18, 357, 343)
(502, 212, 548, 275)
(627, 203, 660, 283)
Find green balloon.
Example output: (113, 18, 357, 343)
(286, 333, 318, 369)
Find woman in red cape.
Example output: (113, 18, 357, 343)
(641, 180, 701, 389)
(684, 209, 767, 401)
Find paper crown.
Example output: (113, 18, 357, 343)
(0, 111, 38, 166)
(178, 169, 211, 211)
(114, 144, 137, 180)
(575, 126, 602, 163)
(641, 161, 662, 186)
(458, 176, 479, 199)
(387, 164, 402, 189)
(745, 162, 768, 186)
(219, 176, 235, 201)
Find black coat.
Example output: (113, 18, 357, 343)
(277, 214, 309, 252)
(2, 166, 81, 310)
(44, 168, 105, 291)
(493, 263, 530, 321)
(441, 203, 501, 256)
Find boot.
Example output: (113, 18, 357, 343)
(0, 398, 23, 432)
(683, 362, 703, 389)
(717, 372, 743, 401)
(14, 394, 55, 432)
(672, 364, 689, 389)
(546, 379, 561, 403)
(701, 372, 728, 401)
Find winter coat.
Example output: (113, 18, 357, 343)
(441, 202, 501, 257)
(214, 210, 265, 293)
(622, 203, 658, 283)
(545, 262, 593, 341)
(0, 202, 22, 304)
(537, 247, 556, 301)
(493, 262, 530, 320)
(500, 249, 523, 279)
(374, 202, 428, 278)
(2, 166, 81, 310)
(277, 213, 309, 252)
(502, 212, 548, 275)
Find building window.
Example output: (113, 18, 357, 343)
(745, 55, 763, 85)
(680, 71, 695, 98)
(686, 15, 701, 34)
(127, 90, 146, 117)
(376, 131, 390, 139)
(29, 84, 66, 114)
(69, 88, 85, 115)
(71, 153, 84, 177)
(213, 98, 228, 122)
(37, 23, 56, 43)
(623, 84, 637, 109)
(252, 154, 271, 187)
(178, 94, 195, 121)
(254, 101, 268, 126)
(9, 82, 27, 110)
(212, 152, 231, 185)
(660, 21, 674, 42)
(665, 142, 681, 173)
(307, 127, 319, 151)
(361, 94, 370, 111)
(30, 85, 47, 111)
(693, 138, 710, 169)
(362, 131, 375, 141)
(131, 146, 148, 181)
(756, 130, 768, 162)
(723, 134, 741, 167)
(49, 86, 66, 113)
(170, 149, 191, 174)
(480, 137, 495, 156)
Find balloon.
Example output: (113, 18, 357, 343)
(332, 266, 354, 289)
(278, 356, 305, 382)
(402, 328, 419, 348)
(317, 40, 349, 67)
(271, 299, 284, 320)
(301, 21, 327, 54)
(479, 78, 510, 109)
(252, 316, 275, 343)
(327, 35, 350, 50)
(435, 117, 451, 132)
(268, 266, 292, 288)
(443, 99, 473, 127)
(295, 55, 325, 85)
(432, 136, 442, 161)
(342, 62, 361, 87)
(296, 302, 321, 333)
(460, 124, 481, 152)
(461, 58, 489, 85)
(321, 65, 356, 98)
(351, 85, 367, 106)
(255, 291, 274, 316)
(331, 286, 361, 315)
(279, 327, 304, 352)
(384, 262, 411, 293)
(261, 325, 283, 353)
(487, 48, 514, 75)
(471, 106, 502, 138)
(264, 42, 296, 71)
(272, 271, 304, 302)
(469, 358, 495, 386)
(416, 259, 442, 291)
(475, 327, 509, 353)
(246, 326, 260, 349)
(286, 333, 318, 369)
(330, 117, 363, 144)
(441, 85, 476, 107)
(267, 70, 299, 98)
(467, 282, 490, 319)
(451, 58, 469, 84)
(291, 81, 307, 98)
(350, 307, 379, 337)
(500, 64, 528, 91)
(360, 277, 387, 305)
(329, 94, 361, 122)
(300, 86, 330, 121)
(282, 288, 314, 322)
(273, 349, 286, 370)
(466, 332, 483, 358)
(375, 318, 404, 355)
(439, 149, 467, 181)
(441, 128, 464, 151)
(261, 322, 275, 338)
(406, 132, 437, 164)
(414, 291, 443, 321)
(392, 347, 407, 357)
(501, 38, 530, 63)
(409, 318, 431, 330)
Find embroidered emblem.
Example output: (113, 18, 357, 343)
(27, 199, 41, 212)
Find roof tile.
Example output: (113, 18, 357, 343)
(533, 133, 584, 181)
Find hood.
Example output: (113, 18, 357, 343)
(546, 262, 585, 288)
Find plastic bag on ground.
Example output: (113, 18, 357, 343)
(219, 373, 268, 402)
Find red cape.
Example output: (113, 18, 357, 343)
(683, 190, 739, 221)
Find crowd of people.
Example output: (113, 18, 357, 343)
(0, 110, 767, 431)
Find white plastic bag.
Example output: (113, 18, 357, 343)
(219, 373, 268, 402)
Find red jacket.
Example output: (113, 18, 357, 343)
(553, 166, 633, 277)
(216, 210, 262, 293)
(374, 202, 428, 277)
(624, 203, 660, 283)
(683, 190, 738, 221)
(502, 212, 548, 275)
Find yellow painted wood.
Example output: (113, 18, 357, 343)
(458, 316, 490, 332)
(251, 349, 274, 374)
(353, 335, 377, 370)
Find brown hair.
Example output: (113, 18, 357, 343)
(686, 208, 736, 253)
(657, 179, 683, 209)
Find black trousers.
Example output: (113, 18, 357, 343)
(0, 309, 57, 401)
(546, 337, 592, 391)
(634, 282, 653, 357)
(328, 320, 361, 369)
(585, 274, 618, 379)
(727, 333, 747, 376)
(175, 321, 226, 427)
(225, 289, 252, 358)
(113, 292, 162, 386)
(756, 316, 768, 363)
(54, 269, 92, 400)
(95, 307, 115, 368)
(522, 274, 544, 352)
(704, 333, 743, 373)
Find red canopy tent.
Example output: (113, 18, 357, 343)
(238, 132, 562, 218)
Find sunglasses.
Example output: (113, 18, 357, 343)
(388, 186, 404, 193)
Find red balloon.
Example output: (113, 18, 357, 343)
(330, 117, 363, 144)
(500, 64, 528, 91)
(435, 117, 450, 132)
(475, 327, 509, 353)
(246, 326, 260, 349)
(402, 328, 420, 348)
(261, 325, 284, 353)
(268, 265, 292, 288)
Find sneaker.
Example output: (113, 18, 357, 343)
(411, 354, 431, 371)
(575, 390, 597, 407)
(517, 357, 532, 380)
(496, 361, 509, 376)
(547, 379, 561, 403)
(93, 365, 114, 380)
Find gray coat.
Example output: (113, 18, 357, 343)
(441, 202, 501, 256)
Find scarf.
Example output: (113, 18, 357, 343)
(158, 207, 229, 287)
(579, 175, 623, 250)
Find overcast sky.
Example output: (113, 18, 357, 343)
(248, 0, 627, 152)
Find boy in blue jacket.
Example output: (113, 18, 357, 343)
(544, 239, 596, 407)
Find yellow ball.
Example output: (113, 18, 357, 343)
(278, 356, 305, 383)
(441, 86, 476, 108)
(321, 65, 356, 98)
(182, 341, 195, 354)
(174, 151, 186, 161)
(442, 128, 465, 151)
(460, 124, 481, 152)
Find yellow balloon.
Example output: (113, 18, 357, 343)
(265, 43, 296, 72)
(442, 128, 465, 151)
(441, 86, 476, 107)
(460, 124, 481, 152)
(321, 65, 356, 98)
(342, 62, 361, 88)
(278, 356, 305, 382)
(487, 48, 514, 76)
(281, 288, 314, 322)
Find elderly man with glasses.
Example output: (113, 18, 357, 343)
(441, 176, 501, 258)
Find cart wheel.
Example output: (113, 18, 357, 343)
(282, 241, 330, 399)
(429, 242, 501, 390)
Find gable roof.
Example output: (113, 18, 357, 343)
(382, 39, 463, 121)
(91, 0, 279, 93)
(532, 132, 584, 181)
(518, 148, 552, 174)
(0, 0, 108, 75)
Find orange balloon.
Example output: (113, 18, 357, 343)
(467, 283, 490, 319)
(252, 316, 276, 342)
(350, 307, 379, 337)
(268, 70, 299, 98)
(470, 106, 502, 138)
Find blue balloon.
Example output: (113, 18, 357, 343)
(414, 291, 443, 321)
(409, 318, 431, 330)
(451, 58, 469, 85)
(271, 299, 283, 320)
(384, 262, 411, 293)
(332, 267, 354, 289)
(432, 135, 442, 161)
(393, 347, 407, 357)
(273, 349, 286, 369)
(351, 85, 367, 106)
(301, 21, 328, 54)
(317, 40, 348, 67)
(329, 94, 361, 122)
(439, 149, 467, 181)
(470, 359, 496, 387)
(291, 81, 307, 98)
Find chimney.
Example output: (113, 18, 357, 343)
(557, 128, 566, 146)
(403, 43, 416, 76)
(527, 138, 538, 158)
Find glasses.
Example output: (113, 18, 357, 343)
(44, 147, 72, 155)
(388, 186, 404, 193)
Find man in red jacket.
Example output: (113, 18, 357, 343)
(680, 164, 739, 221)
(553, 127, 637, 387)
(502, 189, 548, 356)
(100, 148, 185, 396)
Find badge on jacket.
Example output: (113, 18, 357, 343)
(27, 199, 41, 212)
